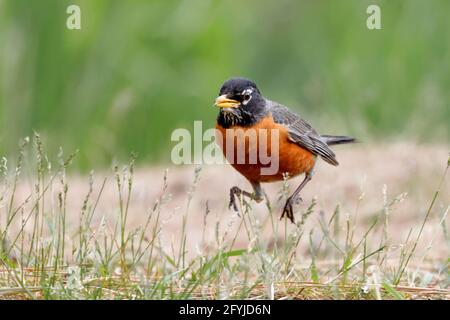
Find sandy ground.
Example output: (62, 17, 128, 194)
(8, 142, 450, 266)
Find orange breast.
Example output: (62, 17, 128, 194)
(215, 113, 316, 183)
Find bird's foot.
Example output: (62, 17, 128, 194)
(280, 195, 301, 224)
(229, 186, 250, 213)
(229, 186, 240, 212)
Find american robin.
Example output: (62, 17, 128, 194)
(214, 77, 356, 223)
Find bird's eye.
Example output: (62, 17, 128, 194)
(243, 94, 251, 101)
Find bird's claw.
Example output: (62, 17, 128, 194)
(228, 196, 239, 212)
(229, 186, 248, 214)
(280, 197, 297, 224)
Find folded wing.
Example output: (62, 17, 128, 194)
(270, 102, 339, 166)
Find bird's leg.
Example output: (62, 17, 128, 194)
(281, 171, 313, 224)
(229, 182, 264, 212)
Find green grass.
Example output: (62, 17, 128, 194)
(0, 136, 448, 300)
(1, 0, 449, 170)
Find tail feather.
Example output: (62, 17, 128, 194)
(321, 135, 357, 146)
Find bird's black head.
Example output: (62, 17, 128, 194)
(215, 77, 267, 128)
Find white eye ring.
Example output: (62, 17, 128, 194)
(242, 89, 253, 105)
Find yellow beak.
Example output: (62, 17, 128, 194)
(214, 95, 240, 108)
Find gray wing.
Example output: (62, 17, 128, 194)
(269, 101, 339, 166)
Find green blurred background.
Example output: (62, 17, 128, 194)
(0, 0, 449, 170)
